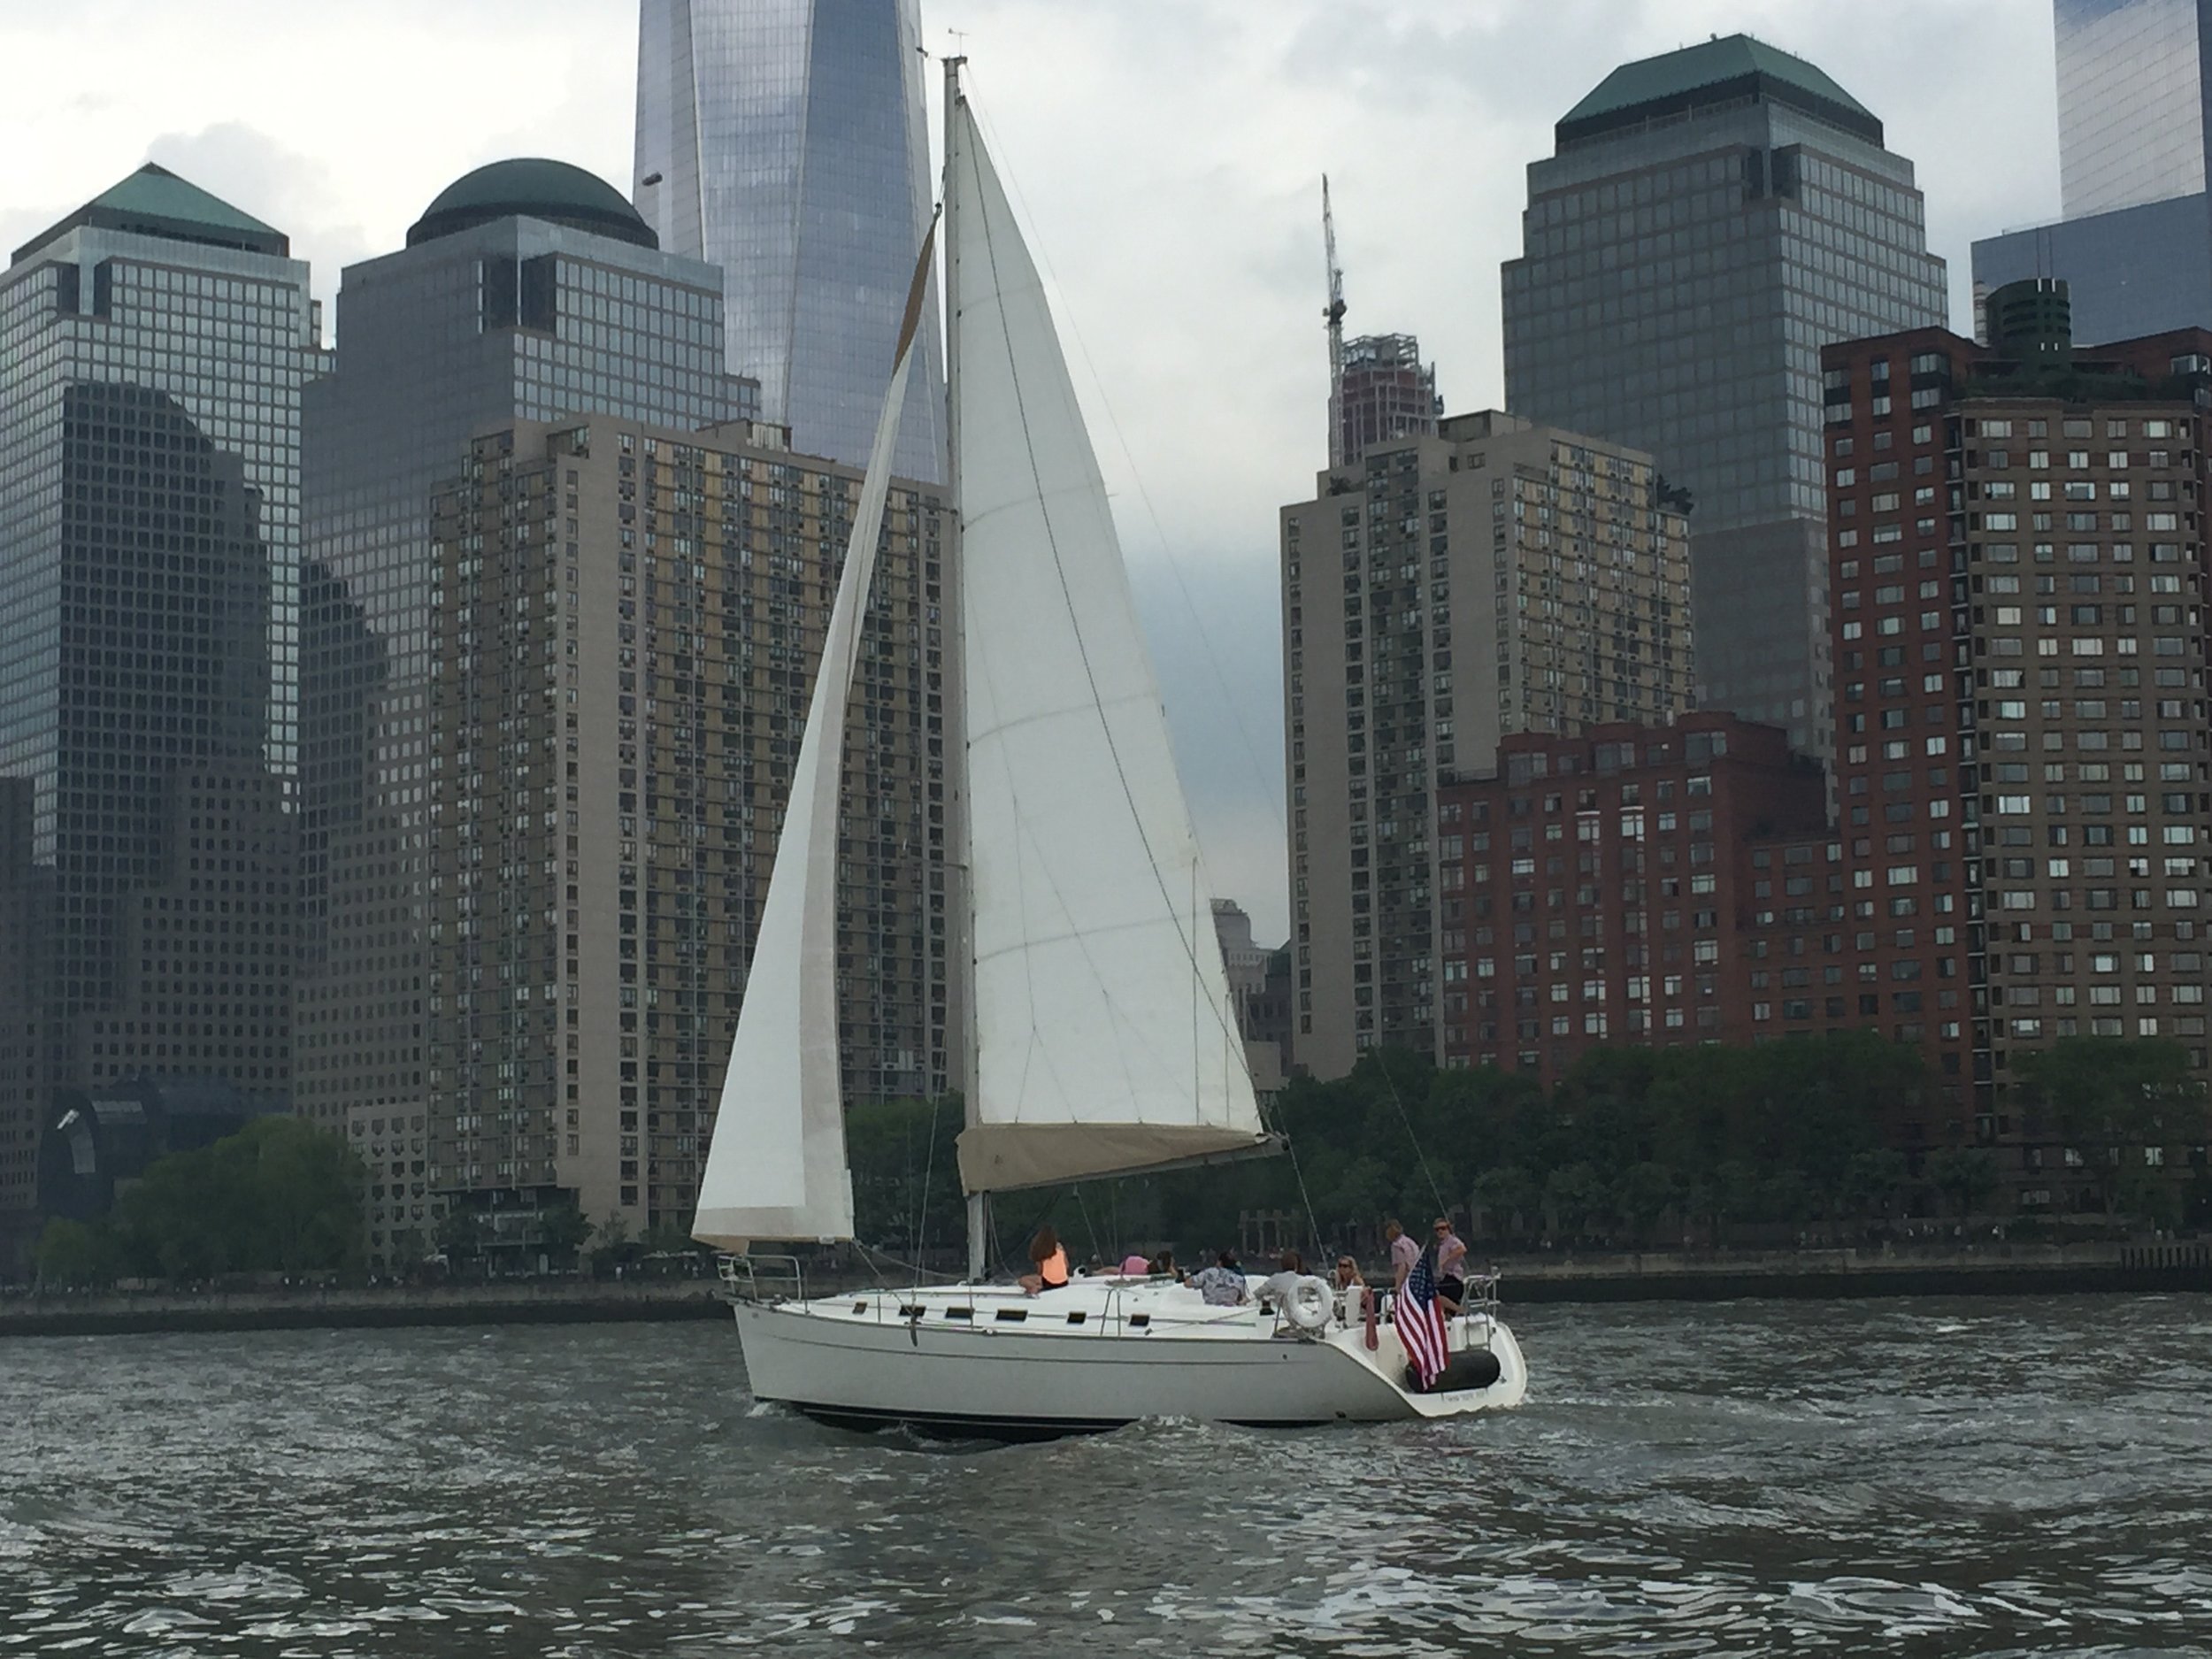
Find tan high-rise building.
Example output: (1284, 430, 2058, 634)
(424, 416, 943, 1242)
(1283, 411, 1692, 1079)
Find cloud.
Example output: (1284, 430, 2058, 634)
(0, 0, 2071, 947)
(146, 123, 376, 296)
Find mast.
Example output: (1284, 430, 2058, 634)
(1322, 175, 1346, 471)
(943, 51, 987, 1284)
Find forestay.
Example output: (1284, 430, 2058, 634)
(945, 101, 1271, 1194)
(692, 224, 937, 1249)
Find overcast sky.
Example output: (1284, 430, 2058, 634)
(0, 0, 2065, 941)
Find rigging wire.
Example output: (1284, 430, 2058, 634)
(958, 75, 1286, 846)
(1279, 1130, 1328, 1266)
(859, 1240, 961, 1286)
(908, 1093, 944, 1291)
(1072, 1184, 1103, 1266)
(956, 77, 1251, 1071)
(1374, 1048, 1450, 1220)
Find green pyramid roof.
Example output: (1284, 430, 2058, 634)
(12, 162, 289, 265)
(1557, 35, 1882, 150)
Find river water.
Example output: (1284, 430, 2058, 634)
(2, 1294, 2208, 1656)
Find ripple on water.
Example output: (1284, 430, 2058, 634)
(1, 1297, 2209, 1655)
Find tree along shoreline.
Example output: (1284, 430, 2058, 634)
(844, 1033, 2212, 1269)
(32, 1033, 2208, 1294)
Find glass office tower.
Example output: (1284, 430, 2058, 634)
(634, 0, 944, 481)
(2056, 0, 2209, 218)
(296, 159, 754, 1163)
(1502, 35, 1947, 757)
(1973, 195, 2212, 344)
(1973, 4, 2212, 343)
(0, 165, 325, 1264)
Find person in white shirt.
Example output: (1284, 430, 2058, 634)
(1257, 1249, 1307, 1311)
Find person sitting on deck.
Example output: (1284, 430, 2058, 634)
(1018, 1225, 1070, 1295)
(1190, 1249, 1248, 1306)
(1257, 1248, 1307, 1312)
(1148, 1250, 1182, 1282)
(1331, 1254, 1368, 1325)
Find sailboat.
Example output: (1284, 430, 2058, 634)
(689, 60, 1527, 1434)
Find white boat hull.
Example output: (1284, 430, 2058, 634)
(730, 1278, 1527, 1434)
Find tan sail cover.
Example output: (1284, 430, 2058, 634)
(693, 226, 935, 1249)
(946, 103, 1271, 1194)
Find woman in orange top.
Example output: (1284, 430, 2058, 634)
(1019, 1225, 1070, 1294)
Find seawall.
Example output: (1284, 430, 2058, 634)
(0, 1278, 732, 1338)
(4, 1242, 2207, 1337)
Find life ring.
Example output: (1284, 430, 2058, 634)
(1282, 1276, 1333, 1333)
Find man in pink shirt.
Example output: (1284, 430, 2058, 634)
(1385, 1218, 1420, 1291)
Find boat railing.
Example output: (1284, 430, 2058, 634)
(1462, 1272, 1502, 1348)
(717, 1253, 804, 1304)
(1378, 1271, 1503, 1349)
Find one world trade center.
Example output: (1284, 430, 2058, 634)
(634, 0, 946, 482)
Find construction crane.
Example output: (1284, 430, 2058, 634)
(1322, 174, 1347, 471)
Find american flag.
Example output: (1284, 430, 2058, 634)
(1399, 1247, 1451, 1390)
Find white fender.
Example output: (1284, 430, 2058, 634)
(1283, 1275, 1333, 1333)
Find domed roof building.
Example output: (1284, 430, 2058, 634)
(406, 158, 657, 250)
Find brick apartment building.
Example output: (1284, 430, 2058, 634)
(1822, 286, 2212, 1160)
(1432, 282, 2212, 1181)
(1436, 714, 1827, 1088)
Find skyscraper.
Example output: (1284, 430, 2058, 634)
(296, 160, 755, 1238)
(1282, 412, 1691, 1078)
(1972, 2, 2212, 345)
(1820, 293, 2212, 1154)
(2056, 0, 2208, 219)
(1502, 35, 1947, 757)
(0, 780, 38, 1269)
(634, 0, 945, 482)
(421, 416, 944, 1247)
(0, 165, 326, 1266)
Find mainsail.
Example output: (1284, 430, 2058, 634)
(945, 97, 1273, 1194)
(692, 223, 938, 1249)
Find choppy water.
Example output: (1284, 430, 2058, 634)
(2, 1295, 2208, 1656)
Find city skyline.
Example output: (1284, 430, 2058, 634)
(0, 1, 2075, 940)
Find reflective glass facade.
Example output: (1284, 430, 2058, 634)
(0, 180, 320, 1265)
(296, 211, 753, 1157)
(1973, 192, 2212, 344)
(634, 0, 945, 481)
(0, 188, 326, 1152)
(2056, 0, 2210, 219)
(1502, 73, 1947, 757)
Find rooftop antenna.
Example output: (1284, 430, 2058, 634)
(1322, 175, 1347, 471)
